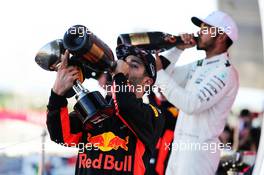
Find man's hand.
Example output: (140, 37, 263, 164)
(52, 50, 80, 96)
(113, 59, 129, 76)
(169, 33, 196, 50)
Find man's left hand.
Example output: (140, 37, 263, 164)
(114, 60, 129, 76)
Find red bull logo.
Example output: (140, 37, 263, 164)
(79, 153, 132, 172)
(87, 132, 129, 152)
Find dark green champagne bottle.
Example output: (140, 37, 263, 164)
(117, 31, 197, 53)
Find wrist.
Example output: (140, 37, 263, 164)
(52, 85, 65, 96)
(47, 89, 68, 110)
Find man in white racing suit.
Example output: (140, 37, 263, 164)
(155, 11, 239, 175)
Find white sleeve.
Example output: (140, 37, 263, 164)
(156, 67, 238, 115)
(161, 47, 192, 87)
(162, 47, 183, 75)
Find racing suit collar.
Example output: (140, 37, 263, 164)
(203, 52, 228, 66)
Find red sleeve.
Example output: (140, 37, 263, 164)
(46, 90, 82, 146)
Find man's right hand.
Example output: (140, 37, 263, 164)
(52, 50, 80, 96)
(173, 33, 196, 50)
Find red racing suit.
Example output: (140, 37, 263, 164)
(46, 73, 164, 175)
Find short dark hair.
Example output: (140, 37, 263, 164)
(240, 109, 251, 118)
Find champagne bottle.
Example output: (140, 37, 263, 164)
(117, 31, 197, 53)
(63, 25, 116, 72)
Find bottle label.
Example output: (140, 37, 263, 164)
(129, 33, 150, 45)
(83, 44, 104, 63)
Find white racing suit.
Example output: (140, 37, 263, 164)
(155, 48, 239, 175)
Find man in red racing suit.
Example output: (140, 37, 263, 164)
(46, 45, 165, 175)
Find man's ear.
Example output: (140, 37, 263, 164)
(217, 33, 228, 44)
(143, 76, 153, 87)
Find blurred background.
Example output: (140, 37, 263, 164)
(0, 0, 263, 174)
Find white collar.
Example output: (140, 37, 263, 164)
(203, 52, 228, 66)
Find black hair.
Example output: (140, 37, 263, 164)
(240, 109, 251, 118)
